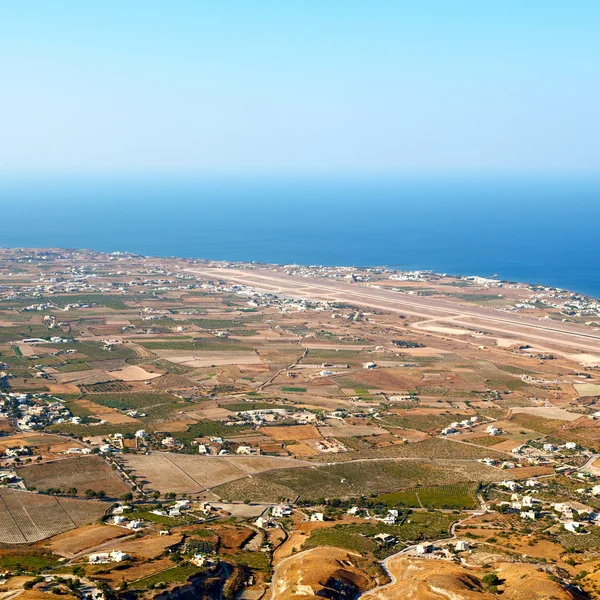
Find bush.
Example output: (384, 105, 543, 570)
(482, 573, 499, 587)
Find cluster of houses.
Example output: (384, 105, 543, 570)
(440, 416, 480, 436)
(0, 392, 74, 431)
(254, 505, 293, 529)
(493, 479, 600, 534)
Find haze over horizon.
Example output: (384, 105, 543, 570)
(1, 1, 599, 176)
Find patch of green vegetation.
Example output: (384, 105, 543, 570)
(378, 412, 458, 432)
(151, 359, 195, 375)
(192, 319, 245, 329)
(252, 457, 488, 500)
(48, 294, 139, 310)
(46, 341, 138, 360)
(49, 422, 148, 436)
(304, 512, 461, 558)
(466, 435, 508, 447)
(376, 483, 479, 510)
(85, 392, 181, 411)
(303, 528, 379, 555)
(0, 325, 53, 343)
(138, 401, 192, 422)
(312, 437, 507, 464)
(0, 313, 31, 322)
(416, 386, 448, 396)
(11, 346, 23, 356)
(485, 377, 530, 391)
(63, 401, 92, 418)
(127, 508, 196, 526)
(281, 387, 306, 393)
(510, 413, 563, 434)
(496, 364, 538, 376)
(223, 402, 289, 412)
(452, 294, 505, 303)
(138, 341, 252, 351)
(132, 564, 204, 589)
(225, 551, 271, 572)
(55, 362, 92, 373)
(174, 420, 251, 441)
(0, 551, 61, 573)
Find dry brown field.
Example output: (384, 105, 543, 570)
(101, 531, 183, 559)
(0, 488, 109, 544)
(286, 443, 319, 457)
(47, 524, 129, 557)
(120, 452, 312, 494)
(99, 557, 174, 585)
(260, 425, 321, 441)
(318, 424, 388, 437)
(17, 455, 131, 497)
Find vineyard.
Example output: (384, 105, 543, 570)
(0, 488, 109, 543)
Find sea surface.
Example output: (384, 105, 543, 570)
(1, 175, 599, 298)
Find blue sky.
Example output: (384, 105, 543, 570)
(1, 1, 599, 175)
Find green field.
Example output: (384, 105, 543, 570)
(216, 455, 499, 501)
(47, 294, 138, 310)
(281, 387, 306, 393)
(0, 325, 53, 343)
(132, 564, 204, 589)
(149, 358, 195, 374)
(303, 528, 379, 555)
(376, 483, 479, 510)
(85, 392, 182, 411)
(0, 551, 61, 573)
(49, 421, 149, 436)
(11, 346, 23, 356)
(46, 341, 138, 360)
(224, 551, 271, 572)
(138, 341, 252, 352)
(223, 402, 289, 412)
(55, 361, 92, 373)
(303, 512, 461, 557)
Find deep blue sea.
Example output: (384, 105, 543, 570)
(1, 175, 599, 298)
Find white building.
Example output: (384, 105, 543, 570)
(272, 505, 292, 518)
(520, 511, 536, 520)
(110, 551, 130, 562)
(564, 521, 585, 533)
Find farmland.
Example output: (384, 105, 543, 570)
(0, 489, 110, 543)
(2, 250, 600, 600)
(17, 455, 131, 498)
(118, 453, 312, 494)
(375, 483, 480, 510)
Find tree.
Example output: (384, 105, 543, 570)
(482, 573, 499, 588)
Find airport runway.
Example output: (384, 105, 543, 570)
(184, 267, 600, 356)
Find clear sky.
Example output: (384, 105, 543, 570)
(1, 1, 599, 175)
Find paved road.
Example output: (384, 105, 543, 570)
(579, 454, 600, 472)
